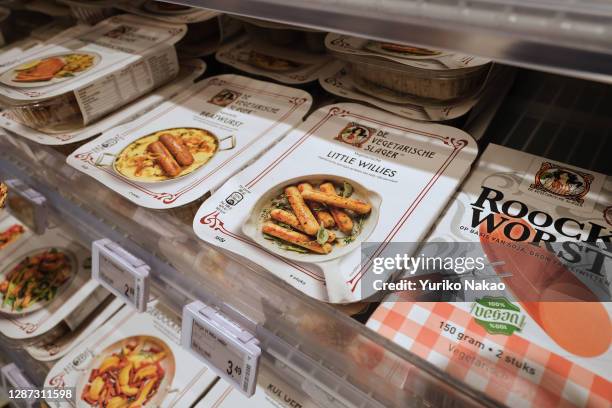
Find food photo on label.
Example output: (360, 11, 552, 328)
(44, 300, 218, 408)
(0, 248, 75, 314)
(67, 74, 312, 209)
(0, 212, 106, 366)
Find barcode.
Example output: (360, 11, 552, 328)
(243, 363, 251, 390)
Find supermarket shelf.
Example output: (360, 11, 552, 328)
(0, 136, 497, 408)
(171, 0, 612, 83)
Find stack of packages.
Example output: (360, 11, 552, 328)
(43, 300, 219, 407)
(0, 209, 123, 362)
(217, 16, 332, 86)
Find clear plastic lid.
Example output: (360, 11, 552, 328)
(326, 33, 491, 74)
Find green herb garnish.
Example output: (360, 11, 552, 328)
(316, 226, 329, 245)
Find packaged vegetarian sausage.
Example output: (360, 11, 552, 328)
(235, 16, 327, 53)
(0, 14, 186, 134)
(325, 34, 491, 102)
(66, 74, 312, 209)
(57, 0, 116, 25)
(216, 33, 332, 85)
(0, 58, 206, 145)
(193, 103, 478, 303)
(367, 144, 611, 407)
(44, 300, 219, 407)
(319, 60, 503, 122)
(117, 0, 240, 57)
(0, 212, 101, 341)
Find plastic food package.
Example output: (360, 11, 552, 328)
(66, 74, 312, 209)
(237, 16, 327, 53)
(319, 61, 511, 122)
(1, 58, 206, 145)
(193, 103, 478, 303)
(44, 300, 219, 407)
(117, 0, 240, 57)
(25, 293, 123, 362)
(57, 0, 116, 25)
(367, 144, 611, 408)
(0, 212, 100, 342)
(326, 34, 491, 102)
(0, 14, 186, 133)
(217, 34, 332, 85)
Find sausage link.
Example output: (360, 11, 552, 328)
(262, 222, 332, 254)
(319, 182, 354, 234)
(270, 209, 335, 242)
(297, 183, 336, 228)
(159, 133, 194, 166)
(146, 141, 181, 177)
(285, 186, 319, 235)
(302, 186, 372, 215)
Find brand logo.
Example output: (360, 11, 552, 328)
(104, 25, 137, 39)
(604, 206, 612, 227)
(470, 296, 525, 335)
(335, 122, 375, 148)
(209, 89, 241, 107)
(530, 162, 593, 205)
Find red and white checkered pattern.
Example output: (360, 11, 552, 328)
(367, 302, 611, 408)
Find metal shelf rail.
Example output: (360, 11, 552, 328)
(170, 0, 612, 83)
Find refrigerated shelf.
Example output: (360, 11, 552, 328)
(0, 136, 495, 408)
(170, 0, 612, 84)
(1, 65, 609, 407)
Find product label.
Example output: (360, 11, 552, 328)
(67, 74, 311, 209)
(367, 144, 612, 408)
(44, 301, 218, 407)
(0, 218, 98, 340)
(74, 46, 178, 124)
(193, 103, 477, 302)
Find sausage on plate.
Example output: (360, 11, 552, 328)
(297, 183, 335, 228)
(262, 222, 332, 254)
(285, 186, 320, 235)
(319, 182, 354, 234)
(300, 189, 371, 215)
(159, 133, 194, 166)
(146, 141, 182, 177)
(270, 209, 335, 242)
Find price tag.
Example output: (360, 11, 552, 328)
(92, 239, 150, 312)
(182, 301, 261, 397)
(4, 179, 48, 235)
